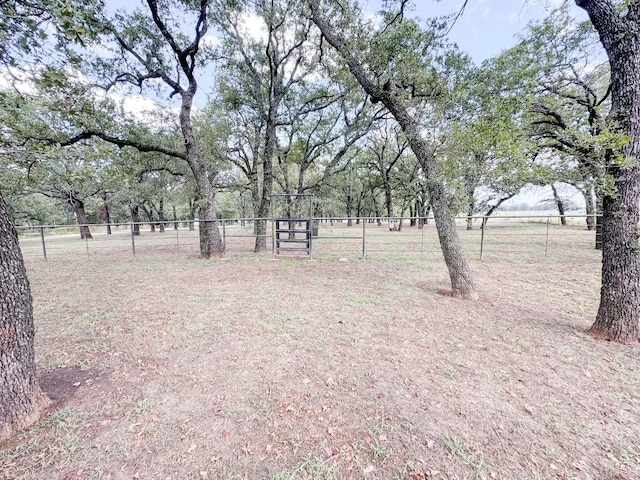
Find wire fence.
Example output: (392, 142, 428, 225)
(15, 214, 603, 264)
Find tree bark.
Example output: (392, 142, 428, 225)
(173, 205, 178, 230)
(583, 185, 596, 231)
(551, 184, 567, 226)
(384, 173, 394, 219)
(130, 203, 141, 236)
(0, 193, 51, 441)
(577, 0, 640, 342)
(594, 190, 603, 250)
(104, 204, 112, 235)
(465, 170, 477, 231)
(180, 84, 223, 258)
(481, 193, 517, 229)
(70, 198, 92, 239)
(188, 198, 196, 231)
(99, 193, 112, 235)
(254, 105, 277, 253)
(158, 198, 165, 233)
(308, 1, 477, 299)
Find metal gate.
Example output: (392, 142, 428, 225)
(271, 194, 313, 259)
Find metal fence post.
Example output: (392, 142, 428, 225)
(130, 223, 136, 257)
(40, 227, 47, 261)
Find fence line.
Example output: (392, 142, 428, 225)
(16, 215, 603, 263)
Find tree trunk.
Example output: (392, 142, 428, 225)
(594, 190, 603, 250)
(310, 3, 476, 299)
(584, 185, 596, 231)
(551, 184, 567, 226)
(158, 198, 165, 233)
(248, 170, 260, 233)
(254, 103, 278, 253)
(481, 193, 517, 229)
(416, 199, 424, 229)
(577, 0, 640, 342)
(374, 200, 382, 226)
(180, 84, 223, 258)
(0, 193, 51, 441)
(384, 175, 394, 219)
(466, 200, 474, 230)
(465, 178, 476, 231)
(99, 192, 112, 235)
(141, 204, 155, 232)
(188, 199, 196, 231)
(104, 204, 112, 235)
(173, 205, 178, 230)
(130, 204, 141, 236)
(70, 198, 92, 239)
(593, 188, 639, 341)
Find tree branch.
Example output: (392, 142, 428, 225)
(56, 131, 187, 159)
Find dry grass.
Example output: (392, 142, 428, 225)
(2, 225, 639, 480)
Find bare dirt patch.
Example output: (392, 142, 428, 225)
(1, 245, 639, 480)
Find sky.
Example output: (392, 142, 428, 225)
(366, 0, 589, 63)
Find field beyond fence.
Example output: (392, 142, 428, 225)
(17, 214, 602, 264)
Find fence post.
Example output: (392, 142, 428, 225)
(40, 227, 47, 261)
(544, 216, 550, 256)
(176, 223, 180, 251)
(85, 230, 90, 258)
(362, 218, 366, 259)
(130, 223, 136, 257)
(480, 219, 485, 261)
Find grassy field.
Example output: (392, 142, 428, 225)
(2, 225, 638, 480)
